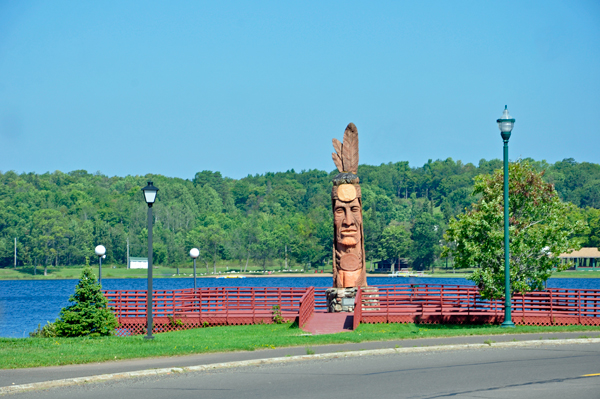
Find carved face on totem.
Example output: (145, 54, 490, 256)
(334, 198, 362, 248)
(332, 183, 366, 288)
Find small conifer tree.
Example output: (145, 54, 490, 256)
(54, 266, 118, 337)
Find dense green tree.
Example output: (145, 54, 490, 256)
(410, 212, 442, 271)
(546, 158, 600, 208)
(579, 208, 600, 248)
(377, 224, 411, 269)
(0, 157, 597, 271)
(443, 161, 585, 299)
(29, 209, 71, 271)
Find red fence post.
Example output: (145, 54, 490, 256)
(578, 290, 582, 325)
(467, 288, 471, 320)
(309, 287, 314, 324)
(117, 290, 122, 325)
(521, 293, 525, 323)
(198, 288, 202, 326)
(225, 289, 229, 325)
(172, 291, 176, 324)
(252, 288, 255, 324)
(548, 289, 554, 325)
(353, 287, 362, 330)
(473, 288, 477, 321)
(440, 287, 444, 317)
(493, 296, 497, 319)
(278, 287, 282, 321)
(386, 287, 390, 323)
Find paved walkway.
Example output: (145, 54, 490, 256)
(2, 331, 599, 389)
(302, 312, 353, 334)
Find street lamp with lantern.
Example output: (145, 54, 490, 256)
(497, 105, 516, 328)
(190, 248, 199, 290)
(95, 245, 106, 284)
(141, 181, 159, 340)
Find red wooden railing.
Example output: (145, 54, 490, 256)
(104, 287, 307, 336)
(314, 287, 329, 310)
(356, 284, 600, 326)
(353, 287, 362, 330)
(298, 286, 315, 328)
(103, 284, 600, 336)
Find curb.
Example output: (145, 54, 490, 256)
(2, 338, 599, 395)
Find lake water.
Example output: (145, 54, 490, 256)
(1, 276, 599, 338)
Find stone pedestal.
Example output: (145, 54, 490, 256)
(326, 288, 357, 312)
(326, 287, 381, 313)
(361, 287, 380, 311)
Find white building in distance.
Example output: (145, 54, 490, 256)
(129, 257, 148, 269)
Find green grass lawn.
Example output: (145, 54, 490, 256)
(0, 265, 191, 280)
(551, 270, 600, 278)
(2, 323, 600, 369)
(0, 264, 316, 280)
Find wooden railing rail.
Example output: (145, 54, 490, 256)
(298, 286, 315, 328)
(354, 284, 600, 326)
(105, 284, 600, 336)
(314, 287, 329, 310)
(104, 287, 307, 319)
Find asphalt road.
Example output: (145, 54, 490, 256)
(3, 331, 599, 388)
(9, 342, 600, 399)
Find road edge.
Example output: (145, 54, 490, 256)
(2, 337, 599, 395)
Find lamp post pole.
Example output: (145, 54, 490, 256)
(498, 106, 516, 328)
(142, 181, 159, 340)
(190, 248, 200, 291)
(146, 205, 154, 339)
(95, 245, 106, 284)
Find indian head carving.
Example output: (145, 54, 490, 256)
(331, 123, 367, 288)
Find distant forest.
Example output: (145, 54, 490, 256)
(1, 157, 599, 270)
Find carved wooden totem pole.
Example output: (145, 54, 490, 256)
(331, 123, 367, 289)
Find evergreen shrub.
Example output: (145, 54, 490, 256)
(54, 266, 118, 337)
(29, 321, 57, 338)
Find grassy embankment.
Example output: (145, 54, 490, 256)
(423, 270, 600, 278)
(2, 323, 600, 369)
(0, 262, 315, 280)
(2, 264, 598, 280)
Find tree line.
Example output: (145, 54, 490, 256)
(0, 157, 598, 271)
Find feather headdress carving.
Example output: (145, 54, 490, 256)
(332, 123, 359, 174)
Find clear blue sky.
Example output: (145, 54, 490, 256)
(0, 1, 598, 180)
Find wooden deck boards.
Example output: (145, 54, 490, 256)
(302, 311, 354, 335)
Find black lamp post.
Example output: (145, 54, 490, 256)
(141, 181, 159, 339)
(95, 245, 106, 284)
(190, 248, 199, 290)
(497, 106, 516, 328)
